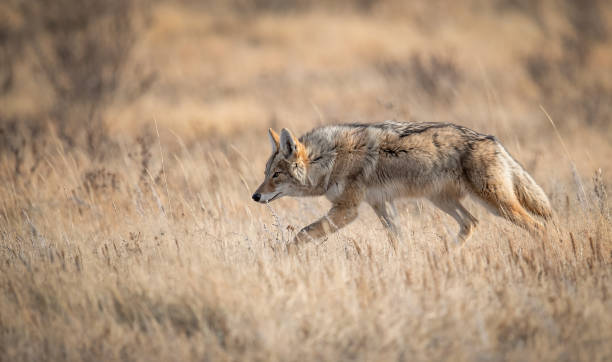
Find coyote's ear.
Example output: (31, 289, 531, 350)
(268, 128, 279, 153)
(280, 128, 297, 158)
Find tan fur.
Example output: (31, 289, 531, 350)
(252, 121, 553, 246)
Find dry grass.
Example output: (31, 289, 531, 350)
(1, 128, 611, 362)
(1, 1, 612, 361)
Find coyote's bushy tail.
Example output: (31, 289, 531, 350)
(508, 158, 553, 220)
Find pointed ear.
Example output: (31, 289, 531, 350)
(280, 128, 297, 158)
(268, 128, 279, 153)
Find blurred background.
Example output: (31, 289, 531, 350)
(1, 2, 612, 360)
(1, 0, 611, 155)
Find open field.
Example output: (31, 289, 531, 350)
(1, 1, 611, 361)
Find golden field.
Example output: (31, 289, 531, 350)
(0, 1, 611, 361)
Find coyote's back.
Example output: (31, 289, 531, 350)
(252, 121, 552, 247)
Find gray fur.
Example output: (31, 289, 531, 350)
(253, 121, 553, 247)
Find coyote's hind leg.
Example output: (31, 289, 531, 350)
(431, 198, 479, 244)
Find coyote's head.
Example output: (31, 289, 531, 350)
(252, 128, 310, 203)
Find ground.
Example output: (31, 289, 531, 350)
(0, 1, 611, 361)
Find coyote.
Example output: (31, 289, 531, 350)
(252, 121, 552, 247)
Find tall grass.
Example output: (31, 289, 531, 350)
(0, 126, 610, 361)
(1, 1, 611, 361)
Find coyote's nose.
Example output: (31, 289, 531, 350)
(252, 193, 261, 202)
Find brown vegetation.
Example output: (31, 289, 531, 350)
(0, 0, 611, 361)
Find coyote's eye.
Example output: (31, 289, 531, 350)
(272, 171, 281, 179)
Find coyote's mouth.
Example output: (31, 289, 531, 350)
(265, 192, 282, 203)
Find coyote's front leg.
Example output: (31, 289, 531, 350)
(290, 185, 364, 250)
(293, 205, 359, 242)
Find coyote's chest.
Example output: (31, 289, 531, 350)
(325, 180, 346, 202)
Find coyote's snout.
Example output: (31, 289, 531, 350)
(253, 121, 552, 247)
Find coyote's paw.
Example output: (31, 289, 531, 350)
(293, 230, 309, 243)
(286, 241, 299, 255)
(286, 229, 315, 254)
